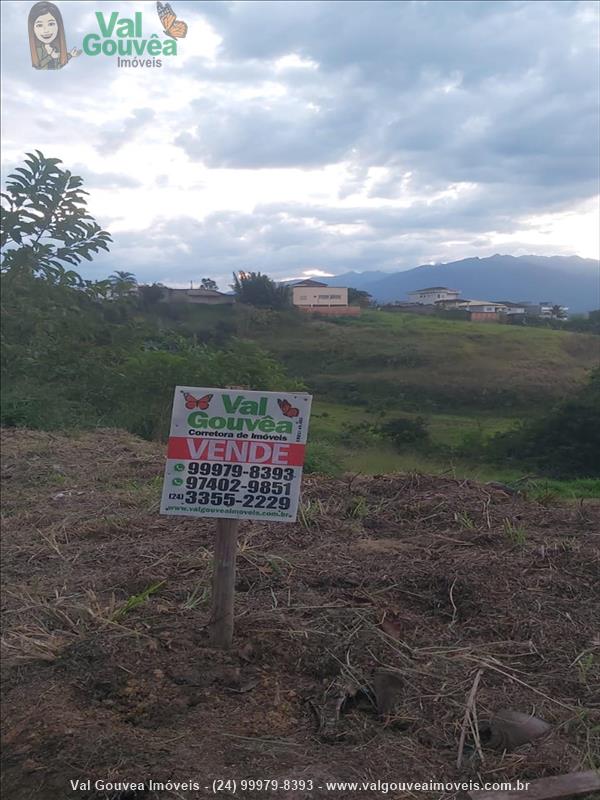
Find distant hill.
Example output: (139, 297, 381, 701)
(327, 255, 600, 313)
(323, 270, 390, 290)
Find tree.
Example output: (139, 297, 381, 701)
(563, 309, 600, 334)
(348, 287, 373, 307)
(86, 278, 113, 300)
(1, 150, 111, 281)
(1, 152, 116, 424)
(490, 368, 600, 478)
(232, 271, 291, 309)
(201, 278, 218, 291)
(551, 304, 567, 320)
(109, 270, 137, 297)
(380, 416, 429, 449)
(138, 282, 165, 307)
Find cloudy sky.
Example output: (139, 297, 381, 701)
(1, 0, 598, 289)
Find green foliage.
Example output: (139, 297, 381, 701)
(183, 584, 209, 610)
(1, 152, 120, 430)
(232, 271, 291, 309)
(303, 441, 342, 475)
(109, 270, 137, 297)
(454, 511, 476, 529)
(503, 518, 527, 546)
(2, 158, 597, 494)
(2, 266, 301, 433)
(489, 368, 600, 478)
(380, 416, 430, 449)
(248, 309, 598, 414)
(138, 283, 165, 308)
(1, 155, 302, 439)
(114, 339, 300, 440)
(201, 277, 218, 290)
(563, 310, 600, 335)
(112, 580, 165, 621)
(455, 427, 487, 457)
(1, 279, 301, 436)
(1, 151, 111, 280)
(347, 287, 373, 307)
(346, 495, 368, 518)
(339, 420, 380, 447)
(524, 477, 600, 501)
(1, 266, 139, 425)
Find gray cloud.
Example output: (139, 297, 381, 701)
(173, 0, 598, 213)
(175, 93, 362, 168)
(86, 196, 591, 291)
(69, 164, 143, 189)
(1, 0, 598, 282)
(96, 108, 156, 155)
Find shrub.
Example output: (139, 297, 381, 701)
(337, 420, 380, 448)
(489, 369, 600, 478)
(303, 441, 342, 475)
(380, 416, 429, 449)
(232, 271, 291, 309)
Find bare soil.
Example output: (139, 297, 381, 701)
(1, 428, 599, 800)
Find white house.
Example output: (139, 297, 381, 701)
(539, 302, 569, 318)
(292, 279, 348, 308)
(408, 286, 460, 304)
(290, 279, 360, 317)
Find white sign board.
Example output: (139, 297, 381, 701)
(160, 387, 312, 522)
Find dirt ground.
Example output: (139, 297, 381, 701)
(1, 428, 599, 800)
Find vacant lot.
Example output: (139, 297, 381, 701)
(247, 310, 599, 412)
(1, 429, 599, 800)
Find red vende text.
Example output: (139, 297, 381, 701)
(167, 437, 306, 466)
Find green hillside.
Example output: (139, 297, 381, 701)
(153, 305, 598, 490)
(2, 271, 598, 490)
(246, 309, 597, 411)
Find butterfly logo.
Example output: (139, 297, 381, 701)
(278, 399, 300, 418)
(157, 1, 188, 39)
(182, 391, 212, 410)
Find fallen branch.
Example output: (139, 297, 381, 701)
(457, 667, 484, 768)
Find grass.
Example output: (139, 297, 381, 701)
(340, 443, 520, 480)
(332, 444, 600, 498)
(523, 478, 600, 502)
(311, 399, 517, 446)
(454, 511, 476, 529)
(12, 304, 591, 494)
(503, 518, 528, 546)
(183, 584, 209, 610)
(307, 401, 600, 498)
(310, 399, 522, 480)
(112, 580, 165, 621)
(248, 309, 597, 415)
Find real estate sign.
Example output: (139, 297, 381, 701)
(160, 387, 312, 522)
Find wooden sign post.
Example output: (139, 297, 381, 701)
(208, 518, 240, 648)
(160, 386, 313, 650)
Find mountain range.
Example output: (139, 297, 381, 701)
(325, 255, 600, 313)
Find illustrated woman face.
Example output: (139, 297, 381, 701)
(33, 11, 58, 43)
